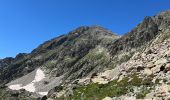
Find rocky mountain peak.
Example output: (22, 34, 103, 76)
(69, 25, 117, 38)
(32, 26, 117, 55)
(152, 10, 170, 29)
(156, 10, 170, 17)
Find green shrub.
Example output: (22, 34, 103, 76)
(58, 74, 155, 100)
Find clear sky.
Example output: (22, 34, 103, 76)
(0, 0, 170, 58)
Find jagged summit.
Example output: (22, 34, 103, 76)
(32, 25, 118, 55)
(69, 25, 116, 35)
(68, 25, 117, 38)
(156, 10, 170, 17)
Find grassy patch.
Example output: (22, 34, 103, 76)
(62, 80, 127, 100)
(57, 74, 154, 100)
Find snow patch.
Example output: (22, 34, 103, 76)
(8, 84, 22, 90)
(33, 68, 45, 82)
(8, 68, 46, 95)
(38, 92, 48, 96)
(22, 83, 35, 92)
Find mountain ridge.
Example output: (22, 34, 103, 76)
(0, 10, 170, 100)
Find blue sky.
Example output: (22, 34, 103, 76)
(0, 0, 170, 58)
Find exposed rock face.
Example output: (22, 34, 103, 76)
(108, 16, 158, 56)
(0, 57, 14, 68)
(0, 10, 170, 100)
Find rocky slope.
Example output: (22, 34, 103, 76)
(0, 10, 170, 100)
